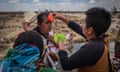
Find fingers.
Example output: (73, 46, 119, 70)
(52, 12, 69, 24)
(52, 12, 63, 19)
(22, 21, 30, 31)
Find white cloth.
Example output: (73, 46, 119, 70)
(41, 32, 58, 69)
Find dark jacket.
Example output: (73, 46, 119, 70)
(58, 21, 105, 70)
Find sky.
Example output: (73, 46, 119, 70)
(0, 0, 120, 11)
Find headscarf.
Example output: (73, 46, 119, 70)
(1, 43, 40, 72)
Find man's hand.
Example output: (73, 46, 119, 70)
(53, 12, 69, 24)
(57, 39, 64, 50)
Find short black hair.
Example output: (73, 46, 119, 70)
(37, 12, 49, 25)
(85, 7, 111, 37)
(13, 31, 43, 56)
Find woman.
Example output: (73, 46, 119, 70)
(0, 31, 43, 72)
(22, 12, 58, 70)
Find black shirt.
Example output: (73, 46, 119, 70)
(58, 21, 105, 70)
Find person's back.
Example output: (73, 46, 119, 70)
(77, 39, 109, 72)
(0, 31, 43, 72)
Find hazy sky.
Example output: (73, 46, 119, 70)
(0, 0, 120, 11)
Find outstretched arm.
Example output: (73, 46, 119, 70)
(54, 13, 85, 38)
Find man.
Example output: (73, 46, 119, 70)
(55, 7, 112, 72)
